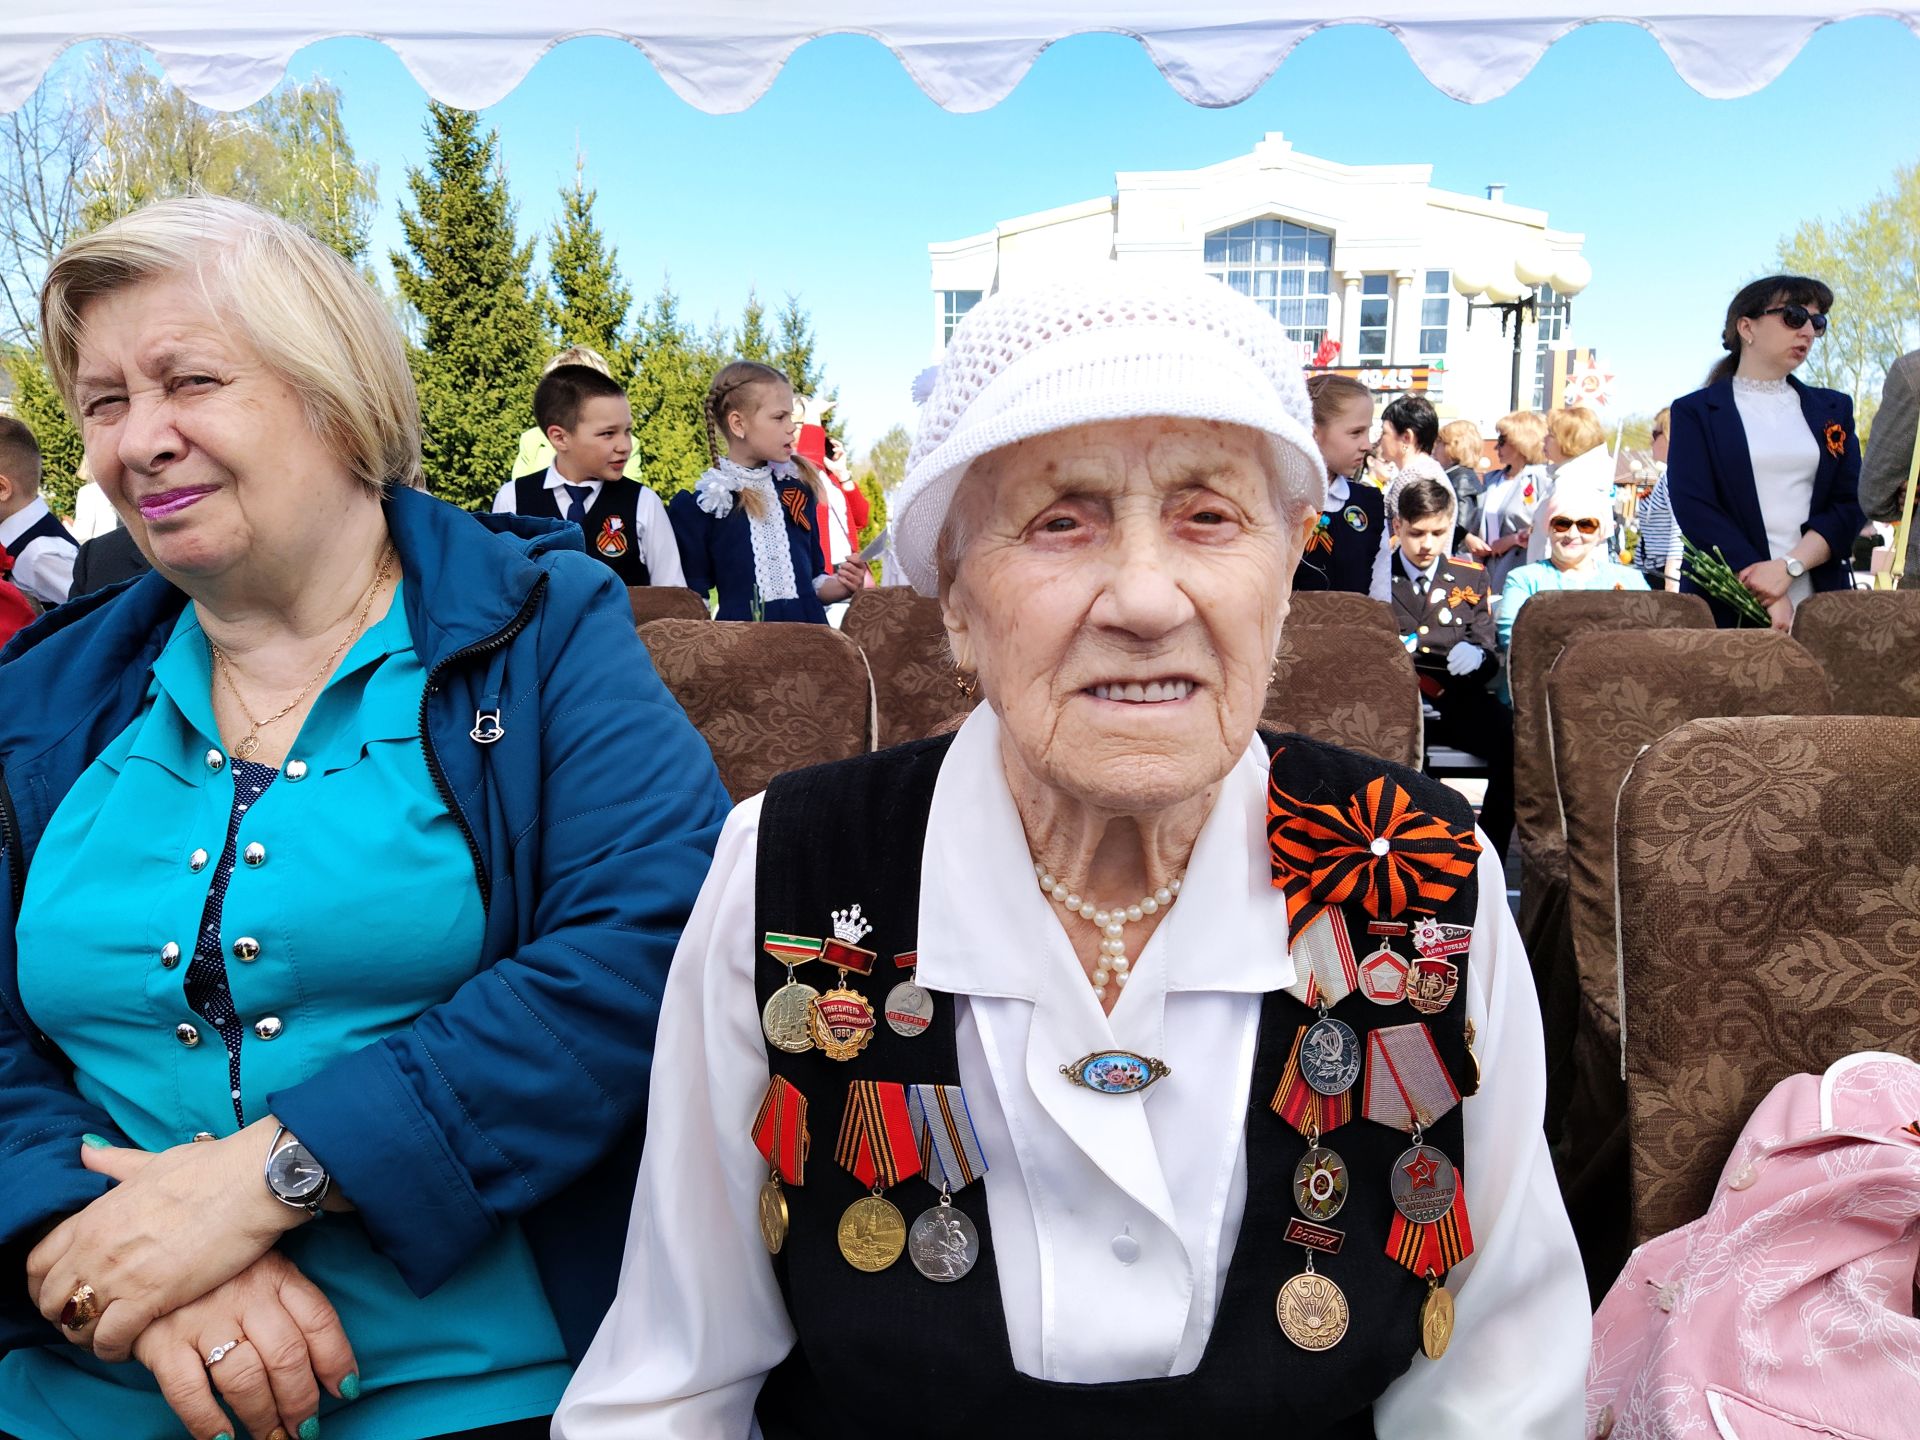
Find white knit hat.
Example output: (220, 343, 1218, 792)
(894, 268, 1324, 596)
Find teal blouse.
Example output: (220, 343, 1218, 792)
(0, 585, 570, 1440)
(1496, 558, 1652, 649)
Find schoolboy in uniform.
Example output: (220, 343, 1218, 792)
(0, 416, 76, 607)
(493, 365, 683, 588)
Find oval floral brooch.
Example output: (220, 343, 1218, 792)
(1825, 420, 1847, 458)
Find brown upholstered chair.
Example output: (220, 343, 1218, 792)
(638, 619, 871, 802)
(628, 586, 710, 627)
(1263, 623, 1421, 768)
(1287, 591, 1398, 634)
(1545, 629, 1830, 1293)
(1790, 590, 1920, 717)
(841, 587, 978, 748)
(1619, 715, 1920, 1243)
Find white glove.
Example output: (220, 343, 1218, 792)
(1446, 641, 1485, 677)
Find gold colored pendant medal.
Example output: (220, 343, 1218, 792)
(761, 980, 820, 1054)
(837, 1193, 907, 1272)
(758, 1175, 790, 1253)
(1276, 1267, 1350, 1352)
(1421, 1277, 1455, 1359)
(808, 985, 877, 1061)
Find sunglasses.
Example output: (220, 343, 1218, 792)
(1761, 304, 1829, 335)
(1548, 516, 1602, 535)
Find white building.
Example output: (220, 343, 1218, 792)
(928, 132, 1590, 427)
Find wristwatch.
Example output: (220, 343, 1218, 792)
(263, 1125, 330, 1217)
(1784, 557, 1807, 579)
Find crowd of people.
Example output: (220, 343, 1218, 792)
(0, 193, 1912, 1440)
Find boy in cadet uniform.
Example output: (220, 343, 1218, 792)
(1388, 477, 1513, 860)
(0, 416, 76, 607)
(492, 364, 684, 587)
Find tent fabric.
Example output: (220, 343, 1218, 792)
(3, 3, 1916, 115)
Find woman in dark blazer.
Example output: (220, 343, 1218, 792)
(1667, 274, 1865, 630)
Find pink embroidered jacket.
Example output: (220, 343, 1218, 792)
(1588, 1053, 1920, 1439)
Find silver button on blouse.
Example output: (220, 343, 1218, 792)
(205, 750, 226, 772)
(243, 842, 266, 867)
(188, 848, 209, 872)
(159, 941, 181, 970)
(232, 937, 261, 963)
(252, 1016, 283, 1041)
(175, 1022, 201, 1048)
(285, 759, 308, 782)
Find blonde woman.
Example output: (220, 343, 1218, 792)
(1471, 411, 1549, 594)
(1525, 408, 1612, 564)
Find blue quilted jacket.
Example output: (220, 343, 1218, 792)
(0, 485, 732, 1359)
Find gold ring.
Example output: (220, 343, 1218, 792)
(60, 1283, 99, 1331)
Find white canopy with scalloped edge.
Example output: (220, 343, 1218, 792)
(2, 2, 1914, 114)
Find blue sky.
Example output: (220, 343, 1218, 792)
(129, 18, 1920, 450)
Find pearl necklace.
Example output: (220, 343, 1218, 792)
(1034, 862, 1182, 1000)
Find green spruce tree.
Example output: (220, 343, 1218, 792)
(630, 277, 723, 499)
(393, 103, 549, 510)
(546, 161, 634, 382)
(734, 288, 773, 363)
(772, 291, 840, 434)
(3, 348, 87, 518)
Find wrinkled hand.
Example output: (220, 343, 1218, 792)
(1446, 641, 1486, 677)
(134, 1250, 357, 1440)
(1739, 558, 1791, 605)
(1767, 596, 1794, 633)
(29, 1123, 306, 1362)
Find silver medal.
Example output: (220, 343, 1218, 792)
(1299, 1016, 1362, 1096)
(884, 981, 935, 1037)
(1390, 1143, 1460, 1225)
(908, 1201, 979, 1282)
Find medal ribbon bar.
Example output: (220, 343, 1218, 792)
(907, 1084, 987, 1192)
(1387, 1187, 1475, 1275)
(1361, 1023, 1461, 1134)
(765, 934, 825, 967)
(836, 1080, 923, 1189)
(1284, 910, 1360, 1009)
(1271, 1026, 1356, 1137)
(753, 1075, 810, 1184)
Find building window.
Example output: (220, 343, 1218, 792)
(942, 290, 982, 345)
(1420, 271, 1450, 356)
(1531, 283, 1566, 408)
(1357, 275, 1391, 361)
(1202, 218, 1333, 346)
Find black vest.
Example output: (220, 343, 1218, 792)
(7, 504, 75, 557)
(1292, 483, 1385, 594)
(511, 474, 650, 585)
(751, 732, 1477, 1437)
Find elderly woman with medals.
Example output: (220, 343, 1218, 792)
(556, 273, 1589, 1438)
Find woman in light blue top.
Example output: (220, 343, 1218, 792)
(1497, 482, 1650, 655)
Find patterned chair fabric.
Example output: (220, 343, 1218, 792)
(1618, 715, 1920, 1242)
(1790, 590, 1920, 718)
(628, 585, 710, 627)
(1262, 623, 1421, 769)
(639, 619, 871, 802)
(841, 588, 978, 748)
(1548, 628, 1832, 1050)
(1286, 591, 1398, 634)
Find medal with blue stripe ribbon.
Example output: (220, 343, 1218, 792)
(905, 1084, 988, 1282)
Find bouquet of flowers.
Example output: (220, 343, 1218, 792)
(1679, 537, 1771, 626)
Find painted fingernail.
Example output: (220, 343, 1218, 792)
(80, 1133, 110, 1149)
(213, 1433, 232, 1440)
(298, 1418, 320, 1440)
(340, 1372, 361, 1401)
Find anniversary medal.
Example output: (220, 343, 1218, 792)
(885, 951, 934, 1038)
(808, 905, 879, 1061)
(1276, 1218, 1350, 1352)
(1284, 910, 1363, 1100)
(751, 1075, 809, 1253)
(1406, 919, 1471, 1016)
(834, 1080, 922, 1272)
(905, 1083, 989, 1282)
(762, 933, 826, 1054)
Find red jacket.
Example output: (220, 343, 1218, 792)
(0, 546, 38, 648)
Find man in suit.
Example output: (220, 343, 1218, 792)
(1390, 477, 1513, 859)
(1861, 348, 1920, 585)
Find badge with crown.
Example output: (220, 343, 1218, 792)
(809, 904, 880, 1061)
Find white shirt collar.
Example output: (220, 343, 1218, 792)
(542, 465, 602, 500)
(1324, 472, 1351, 510)
(1399, 549, 1441, 586)
(915, 706, 1295, 1004)
(0, 495, 50, 550)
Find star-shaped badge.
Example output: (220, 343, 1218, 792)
(1403, 1151, 1441, 1191)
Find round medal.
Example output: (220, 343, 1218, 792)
(761, 980, 819, 1054)
(1292, 1145, 1349, 1222)
(1276, 1270, 1349, 1351)
(1421, 1281, 1455, 1359)
(1299, 1016, 1362, 1096)
(884, 981, 934, 1038)
(808, 986, 877, 1061)
(908, 1201, 979, 1282)
(1390, 1143, 1460, 1225)
(837, 1194, 907, 1272)
(758, 1178, 789, 1254)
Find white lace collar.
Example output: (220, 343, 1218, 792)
(694, 456, 801, 604)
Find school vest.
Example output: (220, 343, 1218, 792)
(1293, 484, 1385, 595)
(511, 475, 650, 585)
(749, 731, 1480, 1437)
(9, 505, 75, 558)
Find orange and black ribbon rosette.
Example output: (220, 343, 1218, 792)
(1824, 421, 1847, 459)
(1268, 767, 1481, 928)
(1444, 584, 1480, 608)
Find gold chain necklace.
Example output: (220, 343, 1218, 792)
(210, 545, 395, 761)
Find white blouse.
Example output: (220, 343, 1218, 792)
(554, 709, 1590, 1438)
(1733, 376, 1819, 607)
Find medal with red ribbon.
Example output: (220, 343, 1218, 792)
(1271, 1025, 1357, 1138)
(1283, 910, 1359, 1010)
(1268, 766, 1480, 930)
(833, 1080, 922, 1272)
(752, 1075, 809, 1253)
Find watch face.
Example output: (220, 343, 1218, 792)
(267, 1142, 327, 1201)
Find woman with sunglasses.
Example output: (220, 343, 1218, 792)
(1495, 484, 1648, 652)
(1667, 275, 1865, 630)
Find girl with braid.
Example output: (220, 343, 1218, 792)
(667, 361, 867, 622)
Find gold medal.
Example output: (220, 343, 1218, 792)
(837, 1193, 906, 1272)
(808, 985, 877, 1061)
(1421, 1276, 1454, 1359)
(758, 1176, 789, 1253)
(1276, 1266, 1350, 1351)
(762, 980, 819, 1054)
